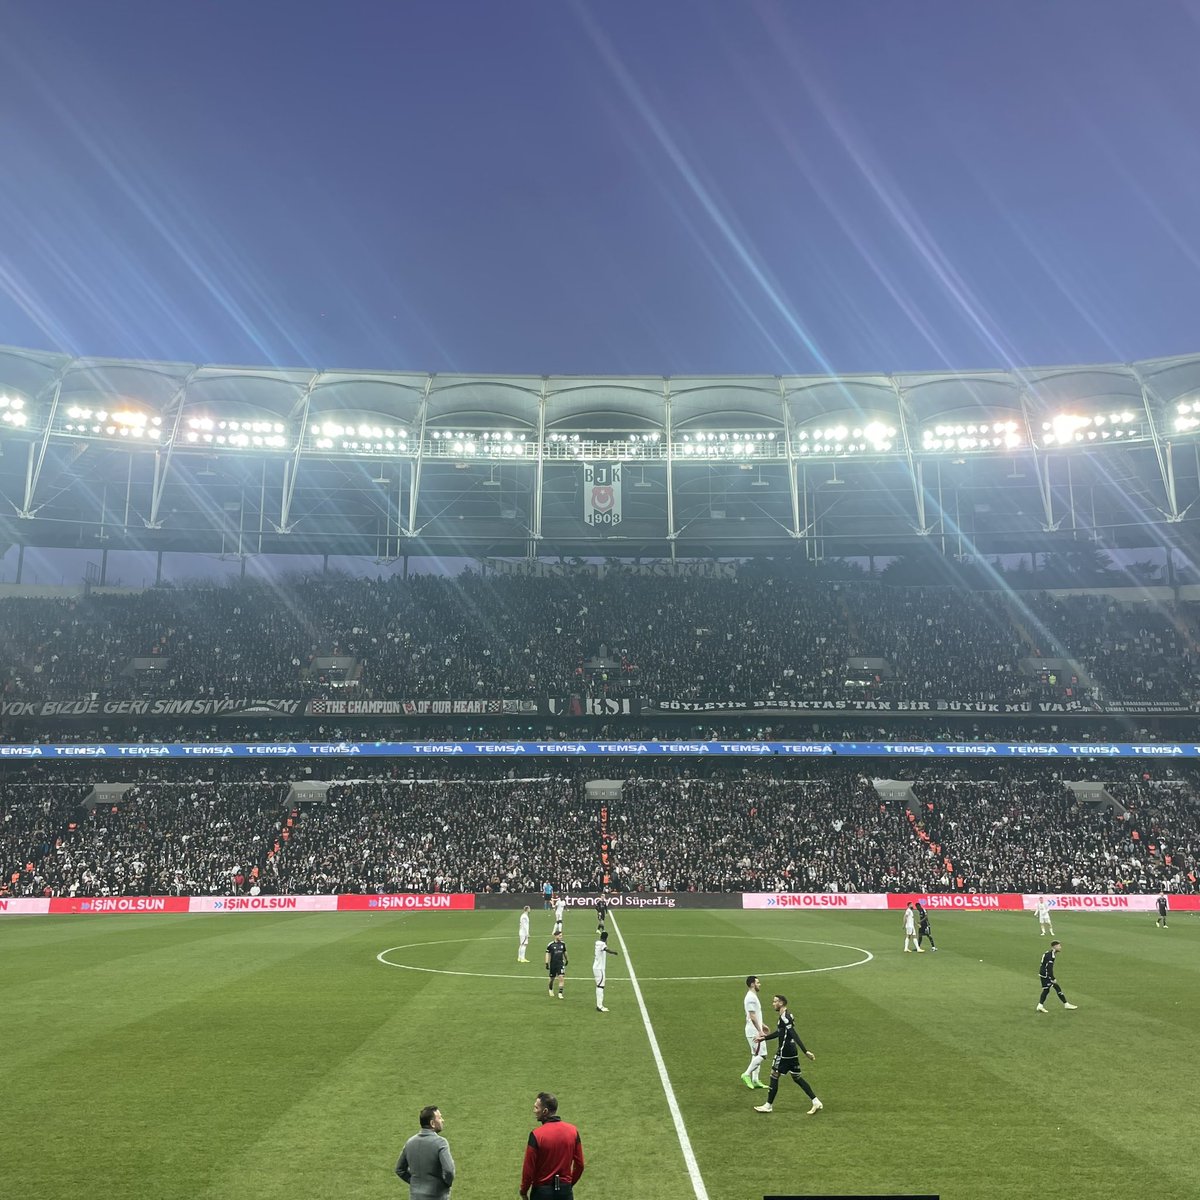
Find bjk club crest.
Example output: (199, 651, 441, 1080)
(584, 463, 622, 527)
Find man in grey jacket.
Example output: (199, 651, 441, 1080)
(396, 1106, 455, 1198)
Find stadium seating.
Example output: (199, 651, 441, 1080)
(1, 574, 1197, 705)
(3, 763, 1195, 897)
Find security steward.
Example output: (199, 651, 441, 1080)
(520, 1092, 585, 1199)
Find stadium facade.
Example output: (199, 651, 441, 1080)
(3, 343, 1200, 565)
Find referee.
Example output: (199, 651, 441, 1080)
(520, 1092, 585, 1199)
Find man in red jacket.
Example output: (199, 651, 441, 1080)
(520, 1092, 585, 1199)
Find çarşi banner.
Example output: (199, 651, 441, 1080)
(2, 740, 1200, 760)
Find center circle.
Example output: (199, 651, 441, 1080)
(376, 934, 873, 981)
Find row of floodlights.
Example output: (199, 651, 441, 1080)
(927, 421, 1018, 438)
(313, 421, 408, 440)
(924, 421, 1021, 453)
(1175, 401, 1200, 433)
(681, 431, 776, 442)
(188, 431, 288, 448)
(925, 433, 1021, 451)
(64, 406, 162, 439)
(799, 423, 895, 443)
(798, 441, 892, 455)
(1041, 411, 1139, 445)
(187, 415, 286, 448)
(681, 441, 767, 456)
(1, 394, 28, 427)
(549, 431, 662, 442)
(19, 401, 1200, 459)
(190, 417, 285, 434)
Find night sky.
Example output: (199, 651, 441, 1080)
(2, 1, 1199, 378)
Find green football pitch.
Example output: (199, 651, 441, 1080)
(3, 908, 1197, 1200)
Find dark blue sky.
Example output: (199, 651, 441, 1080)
(2, 0, 1199, 378)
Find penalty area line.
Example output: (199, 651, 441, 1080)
(609, 915, 709, 1200)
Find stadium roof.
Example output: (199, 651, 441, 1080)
(3, 343, 1200, 562)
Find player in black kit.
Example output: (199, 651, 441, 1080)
(595, 896, 609, 933)
(914, 900, 937, 951)
(1036, 941, 1078, 1012)
(1156, 893, 1169, 929)
(752, 995, 823, 1115)
(546, 931, 568, 999)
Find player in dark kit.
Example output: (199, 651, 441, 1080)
(915, 900, 937, 951)
(1036, 941, 1078, 1012)
(752, 995, 823, 1115)
(546, 931, 568, 999)
(595, 895, 609, 933)
(1156, 893, 1169, 929)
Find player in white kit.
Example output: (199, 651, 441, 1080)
(518, 905, 530, 962)
(592, 930, 619, 1012)
(553, 896, 566, 935)
(1035, 897, 1055, 936)
(741, 975, 769, 1089)
(903, 903, 922, 952)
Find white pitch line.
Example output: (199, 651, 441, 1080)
(609, 915, 709, 1200)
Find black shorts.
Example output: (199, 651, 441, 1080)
(530, 1184, 573, 1200)
(548, 967, 565, 979)
(773, 1052, 802, 1075)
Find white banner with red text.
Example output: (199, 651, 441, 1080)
(743, 891, 1197, 912)
(0, 893, 477, 915)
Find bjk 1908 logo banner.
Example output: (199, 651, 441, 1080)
(583, 463, 622, 527)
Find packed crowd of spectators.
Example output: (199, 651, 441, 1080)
(4, 763, 1196, 898)
(908, 775, 1148, 894)
(4, 781, 289, 897)
(1021, 593, 1197, 704)
(615, 769, 943, 892)
(274, 779, 599, 894)
(1, 575, 1198, 709)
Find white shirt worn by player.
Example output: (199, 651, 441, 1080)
(744, 988, 765, 1054)
(554, 899, 565, 933)
(742, 985, 768, 1086)
(592, 938, 609, 984)
(519, 910, 530, 960)
(592, 936, 618, 1011)
(904, 908, 916, 936)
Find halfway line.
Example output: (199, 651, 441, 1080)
(609, 915, 709, 1200)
